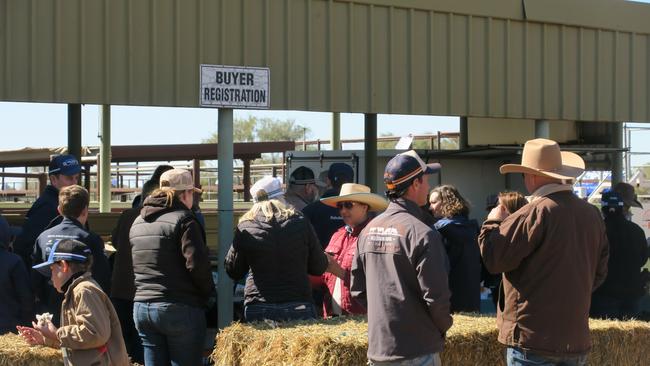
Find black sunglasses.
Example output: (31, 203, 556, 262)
(336, 201, 356, 210)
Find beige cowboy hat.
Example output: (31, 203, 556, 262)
(500, 138, 585, 180)
(321, 183, 389, 211)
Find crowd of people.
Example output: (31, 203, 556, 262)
(0, 137, 649, 366)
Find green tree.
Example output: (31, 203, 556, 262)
(202, 116, 257, 143)
(256, 118, 308, 142)
(203, 117, 311, 164)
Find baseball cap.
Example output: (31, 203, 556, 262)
(289, 166, 316, 185)
(611, 182, 642, 208)
(601, 190, 625, 208)
(384, 150, 441, 191)
(328, 163, 354, 185)
(160, 169, 202, 193)
(251, 176, 284, 202)
(32, 239, 92, 277)
(48, 154, 81, 176)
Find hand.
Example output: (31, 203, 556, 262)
(325, 253, 346, 279)
(16, 326, 45, 346)
(487, 204, 509, 222)
(32, 320, 58, 343)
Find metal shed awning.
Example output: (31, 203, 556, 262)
(0, 141, 295, 167)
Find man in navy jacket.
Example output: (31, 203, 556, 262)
(32, 185, 111, 325)
(13, 154, 81, 269)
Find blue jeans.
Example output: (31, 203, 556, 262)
(507, 347, 587, 366)
(244, 301, 316, 322)
(369, 353, 441, 366)
(134, 302, 206, 366)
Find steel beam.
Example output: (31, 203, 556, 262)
(364, 114, 377, 192)
(217, 109, 234, 329)
(67, 104, 82, 161)
(99, 105, 111, 213)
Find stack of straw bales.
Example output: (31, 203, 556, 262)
(0, 332, 143, 366)
(0, 333, 62, 366)
(212, 314, 650, 366)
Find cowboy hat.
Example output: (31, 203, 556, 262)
(321, 183, 388, 211)
(500, 138, 585, 181)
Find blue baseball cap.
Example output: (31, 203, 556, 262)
(32, 239, 91, 277)
(49, 154, 81, 176)
(384, 150, 441, 191)
(601, 190, 624, 208)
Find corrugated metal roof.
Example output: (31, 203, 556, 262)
(0, 0, 649, 121)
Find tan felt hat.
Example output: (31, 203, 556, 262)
(500, 139, 585, 181)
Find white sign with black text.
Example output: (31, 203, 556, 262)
(200, 64, 270, 109)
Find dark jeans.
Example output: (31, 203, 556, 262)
(134, 302, 206, 366)
(112, 298, 144, 364)
(507, 347, 587, 366)
(244, 301, 317, 322)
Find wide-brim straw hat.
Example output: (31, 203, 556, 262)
(321, 183, 388, 211)
(500, 138, 585, 181)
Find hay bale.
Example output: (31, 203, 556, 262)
(212, 314, 650, 366)
(0, 332, 62, 366)
(589, 318, 650, 365)
(442, 314, 504, 365)
(0, 332, 144, 366)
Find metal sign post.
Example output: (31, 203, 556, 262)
(200, 64, 270, 329)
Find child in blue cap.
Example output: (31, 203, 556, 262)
(17, 239, 129, 365)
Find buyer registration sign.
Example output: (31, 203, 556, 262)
(200, 64, 270, 109)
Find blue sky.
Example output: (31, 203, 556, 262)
(0, 101, 458, 149)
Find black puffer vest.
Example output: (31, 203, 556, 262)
(129, 199, 206, 307)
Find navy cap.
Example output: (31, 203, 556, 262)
(328, 163, 354, 184)
(384, 150, 441, 191)
(0, 216, 21, 248)
(289, 166, 316, 185)
(32, 239, 91, 277)
(601, 190, 624, 208)
(49, 154, 81, 176)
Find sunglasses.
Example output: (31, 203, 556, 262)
(336, 201, 357, 210)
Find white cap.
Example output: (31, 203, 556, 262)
(250, 176, 284, 202)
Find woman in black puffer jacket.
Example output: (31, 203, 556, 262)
(225, 176, 330, 322)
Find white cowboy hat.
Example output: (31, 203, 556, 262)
(500, 138, 585, 181)
(320, 183, 388, 211)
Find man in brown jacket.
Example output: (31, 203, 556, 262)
(351, 150, 452, 366)
(479, 139, 609, 366)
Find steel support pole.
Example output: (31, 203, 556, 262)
(534, 119, 550, 139)
(99, 105, 111, 213)
(67, 104, 82, 161)
(217, 108, 234, 329)
(332, 112, 341, 150)
(364, 114, 377, 192)
(611, 122, 624, 185)
(243, 159, 252, 202)
(459, 117, 469, 149)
